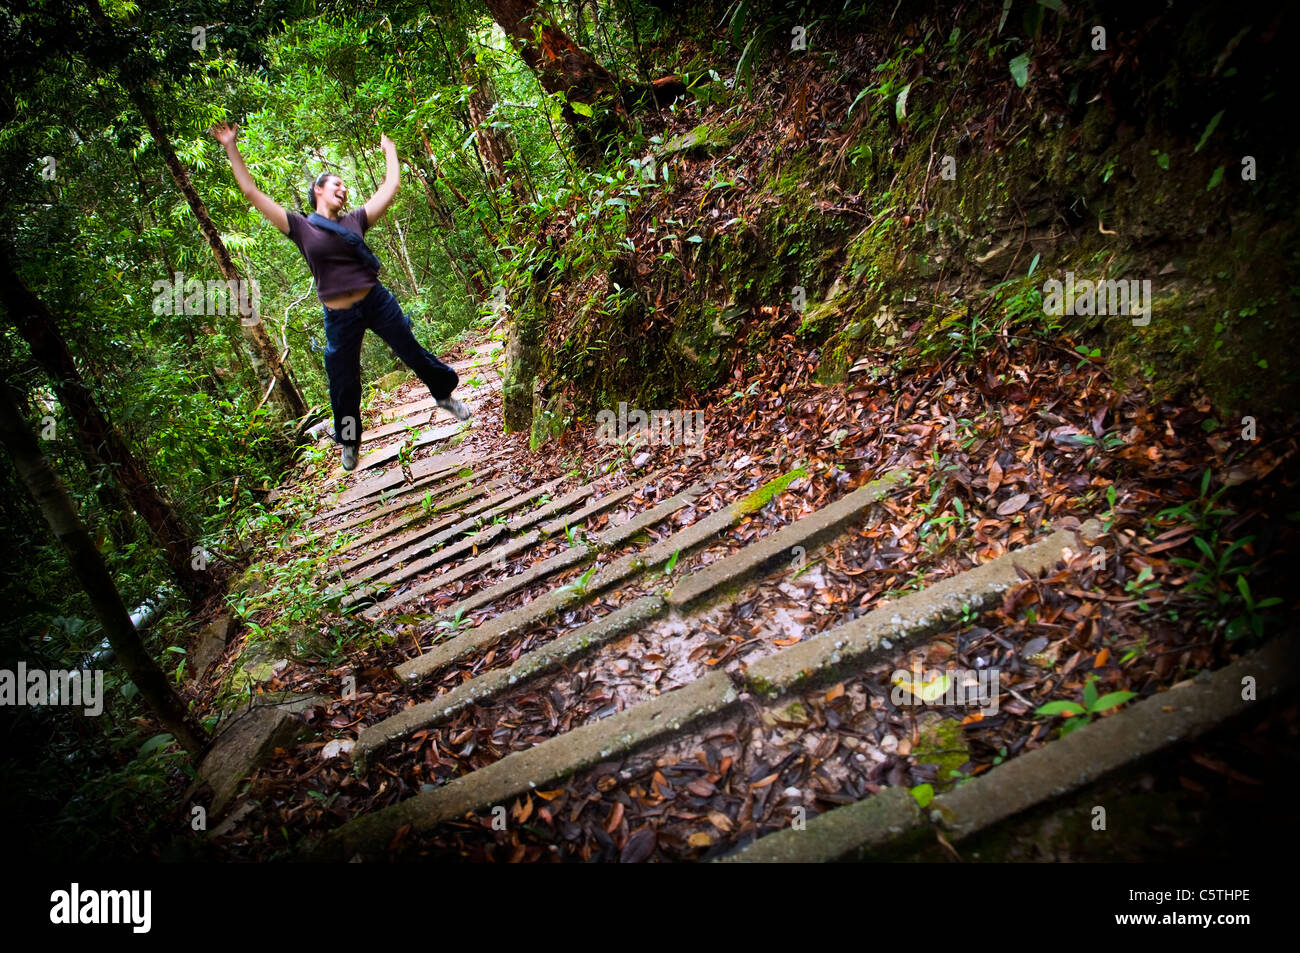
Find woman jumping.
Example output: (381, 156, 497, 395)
(208, 123, 470, 471)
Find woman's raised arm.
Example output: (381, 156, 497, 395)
(362, 133, 400, 226)
(208, 123, 290, 236)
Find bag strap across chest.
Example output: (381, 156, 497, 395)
(307, 212, 382, 272)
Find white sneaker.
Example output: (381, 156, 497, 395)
(341, 445, 359, 471)
(437, 396, 472, 421)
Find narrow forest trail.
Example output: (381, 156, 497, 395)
(195, 327, 1297, 862)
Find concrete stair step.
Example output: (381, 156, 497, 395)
(392, 479, 716, 686)
(332, 477, 511, 561)
(335, 480, 522, 581)
(340, 476, 567, 584)
(324, 471, 483, 537)
(722, 637, 1299, 862)
(378, 378, 501, 425)
(356, 422, 468, 471)
(355, 468, 911, 765)
(307, 508, 1098, 860)
(360, 481, 608, 618)
(326, 450, 474, 511)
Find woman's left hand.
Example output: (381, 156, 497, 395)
(380, 133, 395, 153)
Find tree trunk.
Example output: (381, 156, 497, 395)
(0, 256, 215, 607)
(11, 356, 134, 547)
(0, 380, 207, 756)
(413, 148, 503, 254)
(84, 0, 306, 423)
(464, 57, 534, 207)
(390, 216, 421, 297)
(412, 164, 490, 303)
(484, 0, 624, 160)
(409, 165, 469, 284)
(128, 90, 308, 422)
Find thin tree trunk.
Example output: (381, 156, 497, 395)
(618, 0, 651, 83)
(0, 256, 215, 607)
(414, 149, 503, 253)
(12, 356, 134, 547)
(146, 205, 223, 401)
(411, 164, 489, 302)
(0, 380, 207, 756)
(422, 19, 506, 215)
(84, 1, 307, 423)
(129, 91, 308, 422)
(391, 216, 421, 296)
(465, 57, 533, 207)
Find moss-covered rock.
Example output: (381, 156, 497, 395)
(374, 368, 410, 393)
(913, 714, 972, 793)
(737, 466, 808, 516)
(502, 297, 546, 434)
(529, 392, 573, 451)
(229, 565, 269, 601)
(657, 119, 749, 159)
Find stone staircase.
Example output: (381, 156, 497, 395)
(204, 335, 1298, 862)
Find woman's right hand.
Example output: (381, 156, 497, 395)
(208, 122, 239, 147)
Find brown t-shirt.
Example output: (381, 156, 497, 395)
(283, 207, 379, 302)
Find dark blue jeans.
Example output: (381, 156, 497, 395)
(322, 282, 458, 449)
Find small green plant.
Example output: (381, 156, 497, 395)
(1100, 484, 1119, 532)
(1158, 470, 1279, 640)
(1074, 343, 1102, 369)
(1119, 634, 1148, 665)
(1035, 674, 1136, 737)
(1123, 565, 1161, 611)
(307, 788, 341, 809)
(942, 310, 999, 364)
(1225, 574, 1282, 642)
(301, 442, 331, 469)
(945, 416, 981, 451)
(915, 459, 968, 556)
(898, 567, 929, 593)
(436, 607, 474, 635)
(558, 564, 599, 598)
(722, 381, 760, 404)
(663, 549, 681, 576)
(1075, 429, 1127, 452)
(1157, 470, 1230, 528)
(790, 557, 821, 582)
(396, 431, 419, 470)
(165, 645, 187, 683)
